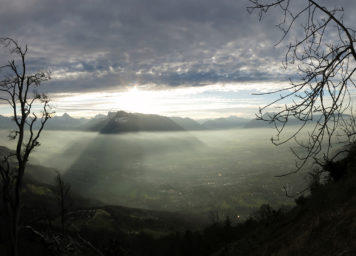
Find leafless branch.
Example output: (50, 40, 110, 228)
(248, 0, 356, 174)
(0, 37, 53, 256)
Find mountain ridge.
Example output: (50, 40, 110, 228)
(0, 111, 316, 132)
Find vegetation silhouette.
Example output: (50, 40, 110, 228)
(248, 0, 356, 174)
(0, 38, 52, 256)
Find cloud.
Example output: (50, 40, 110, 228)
(0, 0, 355, 94)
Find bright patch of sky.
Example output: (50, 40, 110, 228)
(46, 82, 290, 119)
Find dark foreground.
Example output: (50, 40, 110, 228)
(0, 148, 356, 256)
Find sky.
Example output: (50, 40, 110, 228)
(0, 0, 355, 119)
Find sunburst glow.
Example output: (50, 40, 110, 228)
(118, 86, 155, 113)
(39, 83, 290, 119)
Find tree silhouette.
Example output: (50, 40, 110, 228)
(55, 172, 71, 234)
(248, 0, 356, 175)
(0, 38, 53, 256)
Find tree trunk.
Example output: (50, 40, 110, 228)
(10, 208, 19, 256)
(8, 165, 25, 256)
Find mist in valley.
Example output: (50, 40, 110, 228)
(0, 128, 306, 219)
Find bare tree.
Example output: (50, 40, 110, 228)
(55, 172, 71, 234)
(0, 38, 53, 256)
(247, 0, 356, 175)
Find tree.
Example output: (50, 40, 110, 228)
(0, 38, 53, 256)
(55, 172, 71, 234)
(247, 0, 356, 175)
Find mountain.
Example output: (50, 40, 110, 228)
(45, 113, 89, 130)
(0, 115, 15, 129)
(91, 111, 186, 133)
(243, 112, 351, 128)
(0, 113, 90, 130)
(202, 116, 250, 130)
(243, 119, 273, 128)
(79, 113, 109, 131)
(170, 117, 206, 130)
(2, 111, 353, 132)
(0, 111, 256, 132)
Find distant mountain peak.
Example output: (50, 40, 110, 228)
(201, 115, 250, 130)
(98, 110, 185, 133)
(261, 112, 277, 120)
(62, 113, 71, 118)
(93, 113, 107, 119)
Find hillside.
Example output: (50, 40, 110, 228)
(121, 147, 355, 256)
(0, 150, 206, 255)
(202, 116, 250, 130)
(85, 111, 185, 133)
(170, 117, 205, 130)
(213, 174, 356, 255)
(5, 181, 205, 256)
(1, 145, 356, 255)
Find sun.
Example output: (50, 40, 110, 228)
(120, 86, 154, 113)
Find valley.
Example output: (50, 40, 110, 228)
(0, 127, 305, 219)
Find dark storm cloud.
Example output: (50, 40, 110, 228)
(0, 0, 355, 93)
